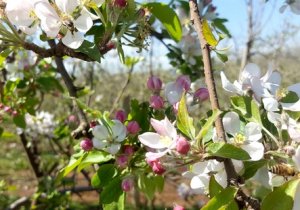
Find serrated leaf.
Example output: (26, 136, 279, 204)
(177, 94, 195, 139)
(202, 19, 218, 47)
(231, 96, 261, 123)
(243, 159, 268, 180)
(209, 175, 224, 197)
(206, 142, 251, 160)
(202, 187, 238, 210)
(261, 178, 300, 210)
(145, 2, 182, 42)
(92, 164, 118, 188)
(196, 109, 221, 142)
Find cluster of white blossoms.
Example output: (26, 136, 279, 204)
(5, 0, 103, 49)
(18, 111, 57, 138)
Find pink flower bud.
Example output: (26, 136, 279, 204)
(68, 115, 77, 123)
(80, 139, 93, 151)
(89, 120, 98, 128)
(12, 110, 18, 117)
(116, 154, 128, 168)
(176, 136, 190, 155)
(113, 0, 127, 8)
(106, 41, 116, 50)
(115, 110, 127, 123)
(127, 121, 140, 134)
(150, 95, 164, 109)
(4, 106, 11, 113)
(176, 75, 191, 91)
(173, 204, 185, 210)
(194, 88, 209, 102)
(147, 76, 162, 92)
(121, 178, 134, 192)
(123, 145, 135, 156)
(148, 159, 165, 175)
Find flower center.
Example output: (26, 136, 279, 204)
(160, 136, 172, 147)
(276, 88, 288, 100)
(234, 133, 246, 145)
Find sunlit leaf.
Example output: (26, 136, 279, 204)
(202, 187, 238, 210)
(177, 94, 195, 139)
(202, 19, 218, 47)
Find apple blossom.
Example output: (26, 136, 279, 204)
(127, 121, 140, 134)
(121, 178, 134, 192)
(116, 154, 128, 168)
(150, 95, 164, 109)
(222, 111, 264, 161)
(194, 87, 209, 102)
(147, 158, 166, 175)
(92, 120, 127, 155)
(176, 136, 190, 155)
(115, 110, 127, 123)
(147, 75, 162, 92)
(176, 75, 191, 91)
(165, 82, 184, 105)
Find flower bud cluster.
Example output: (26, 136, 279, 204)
(0, 103, 18, 117)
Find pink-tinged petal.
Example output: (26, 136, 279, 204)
(163, 117, 177, 139)
(62, 31, 84, 49)
(145, 150, 168, 161)
(92, 125, 109, 140)
(138, 132, 167, 149)
(74, 8, 93, 32)
(165, 82, 183, 105)
(245, 122, 262, 142)
(262, 98, 279, 112)
(292, 146, 300, 170)
(190, 175, 210, 194)
(55, 0, 78, 14)
(92, 137, 108, 149)
(220, 71, 242, 94)
(282, 100, 300, 112)
(222, 112, 240, 136)
(241, 142, 264, 161)
(150, 118, 166, 136)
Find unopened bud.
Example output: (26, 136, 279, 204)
(80, 138, 93, 151)
(194, 88, 209, 102)
(68, 115, 77, 123)
(121, 178, 134, 192)
(89, 120, 98, 128)
(4, 106, 11, 113)
(151, 160, 165, 175)
(116, 154, 128, 168)
(173, 204, 185, 210)
(115, 110, 127, 123)
(176, 75, 191, 91)
(12, 110, 18, 117)
(123, 145, 135, 156)
(147, 76, 162, 92)
(106, 41, 116, 50)
(176, 136, 190, 155)
(113, 0, 127, 8)
(150, 95, 164, 109)
(127, 121, 140, 134)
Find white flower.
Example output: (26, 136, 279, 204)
(34, 0, 96, 49)
(222, 111, 264, 161)
(92, 120, 126, 155)
(138, 117, 177, 160)
(221, 63, 281, 102)
(164, 82, 184, 105)
(5, 0, 41, 34)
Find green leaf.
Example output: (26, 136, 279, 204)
(103, 192, 125, 210)
(209, 175, 224, 197)
(261, 178, 300, 210)
(215, 52, 228, 63)
(231, 96, 261, 123)
(75, 98, 102, 118)
(145, 2, 182, 42)
(177, 94, 195, 139)
(212, 18, 231, 38)
(76, 40, 101, 62)
(78, 151, 113, 171)
(100, 176, 123, 204)
(92, 164, 118, 188)
(138, 174, 164, 200)
(206, 142, 251, 160)
(243, 159, 268, 180)
(0, 127, 3, 137)
(13, 114, 26, 129)
(196, 109, 221, 142)
(36, 76, 64, 92)
(281, 91, 299, 103)
(202, 187, 238, 210)
(202, 19, 218, 47)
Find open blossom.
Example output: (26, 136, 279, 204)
(92, 120, 127, 154)
(221, 63, 281, 102)
(222, 111, 264, 161)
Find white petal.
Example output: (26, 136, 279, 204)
(92, 125, 109, 139)
(55, 0, 78, 14)
(250, 77, 264, 101)
(288, 83, 300, 96)
(162, 117, 177, 140)
(164, 82, 183, 105)
(267, 111, 281, 126)
(190, 175, 210, 193)
(252, 167, 272, 189)
(292, 146, 300, 170)
(223, 111, 240, 135)
(192, 161, 210, 174)
(242, 63, 261, 78)
(106, 143, 121, 155)
(245, 122, 262, 141)
(215, 171, 227, 188)
(145, 150, 168, 161)
(62, 31, 84, 49)
(262, 98, 279, 112)
(220, 71, 242, 94)
(111, 120, 126, 142)
(241, 142, 264, 161)
(92, 137, 108, 149)
(288, 125, 300, 142)
(232, 160, 244, 174)
(74, 8, 93, 32)
(281, 100, 300, 112)
(138, 132, 167, 149)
